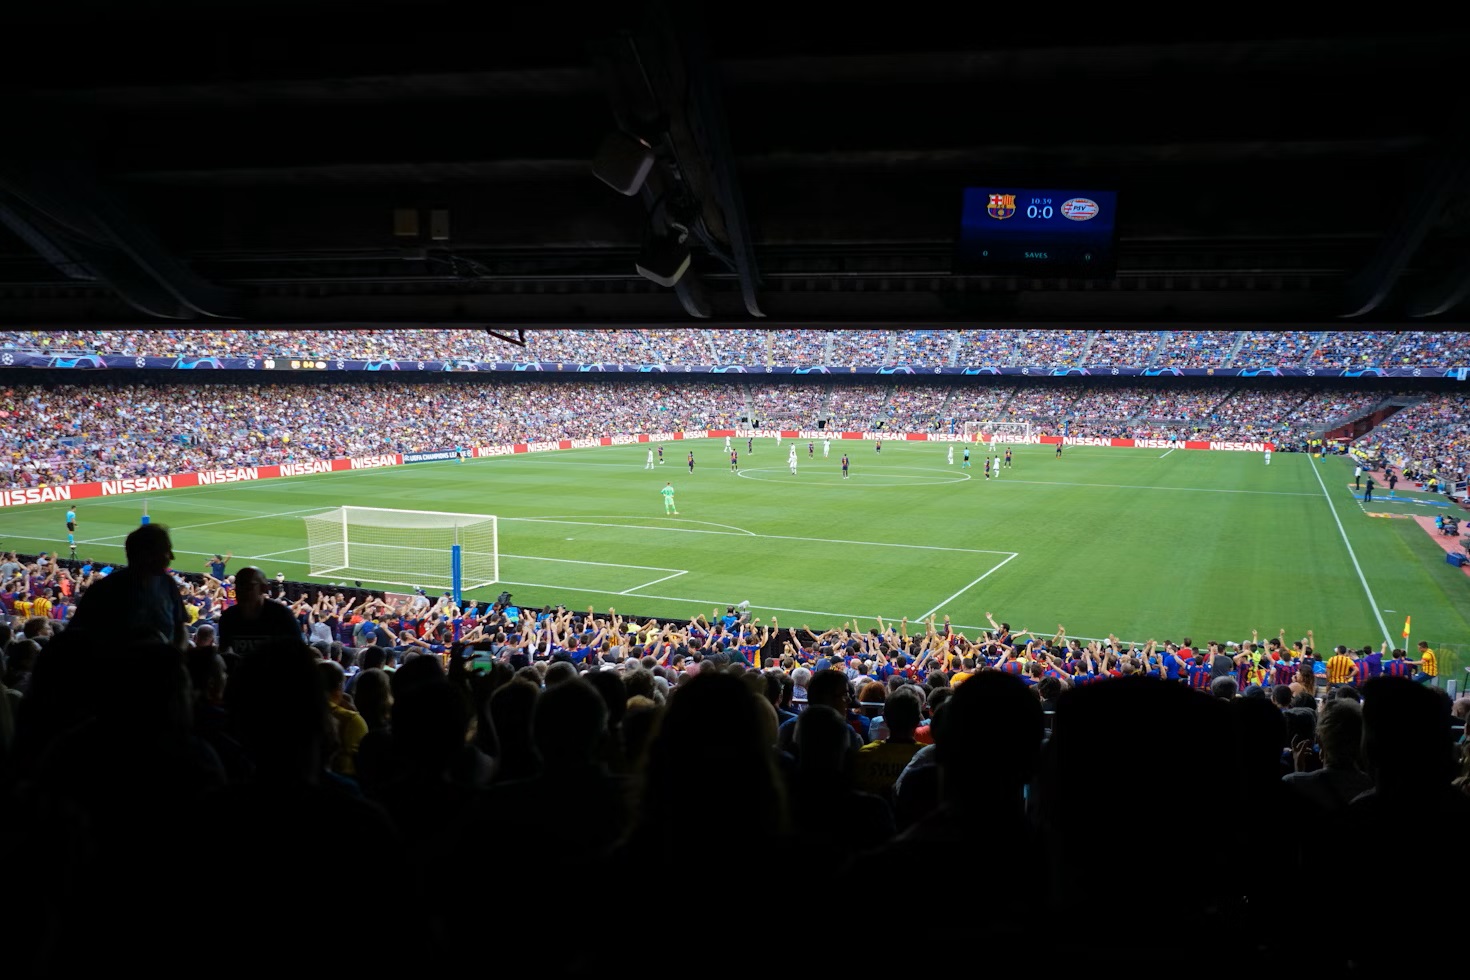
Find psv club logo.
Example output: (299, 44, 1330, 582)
(987, 193, 1016, 219)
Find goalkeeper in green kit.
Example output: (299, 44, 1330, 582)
(661, 482, 679, 515)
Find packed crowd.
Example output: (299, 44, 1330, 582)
(1352, 394, 1470, 487)
(639, 329, 712, 365)
(1087, 330, 1161, 366)
(0, 377, 1453, 490)
(749, 385, 823, 430)
(1005, 386, 1080, 423)
(1387, 331, 1470, 368)
(887, 330, 953, 366)
(880, 387, 951, 431)
(4, 328, 1468, 370)
(824, 386, 890, 430)
(1141, 386, 1232, 420)
(1233, 330, 1319, 368)
(1153, 330, 1240, 369)
(1306, 331, 1400, 370)
(826, 329, 892, 365)
(1015, 329, 1090, 367)
(0, 524, 1462, 975)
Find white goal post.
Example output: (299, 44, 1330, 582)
(962, 421, 1031, 444)
(302, 507, 499, 595)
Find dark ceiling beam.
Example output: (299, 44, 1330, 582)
(664, 2, 763, 318)
(0, 282, 1370, 326)
(1341, 150, 1469, 318)
(718, 35, 1459, 85)
(0, 149, 239, 320)
(1406, 248, 1470, 318)
(29, 68, 603, 109)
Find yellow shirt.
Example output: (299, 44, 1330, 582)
(1326, 655, 1356, 685)
(32, 596, 53, 620)
(1419, 649, 1437, 677)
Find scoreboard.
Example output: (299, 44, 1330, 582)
(955, 187, 1118, 277)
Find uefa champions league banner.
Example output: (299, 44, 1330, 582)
(0, 351, 1465, 380)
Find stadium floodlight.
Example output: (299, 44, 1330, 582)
(302, 507, 498, 603)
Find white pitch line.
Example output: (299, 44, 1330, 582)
(913, 553, 1019, 621)
(79, 505, 328, 544)
(619, 570, 689, 594)
(245, 546, 311, 559)
(984, 478, 1317, 497)
(501, 552, 684, 572)
(507, 517, 1018, 556)
(1308, 456, 1391, 645)
(1159, 448, 1175, 458)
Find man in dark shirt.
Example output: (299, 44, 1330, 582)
(219, 567, 304, 655)
(68, 523, 187, 649)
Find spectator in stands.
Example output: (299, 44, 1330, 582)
(218, 566, 304, 655)
(1282, 698, 1371, 814)
(66, 523, 186, 649)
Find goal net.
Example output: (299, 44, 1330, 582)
(302, 507, 499, 593)
(962, 421, 1031, 444)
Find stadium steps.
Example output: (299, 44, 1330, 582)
(1073, 330, 1099, 367)
(1328, 394, 1425, 440)
(822, 331, 835, 365)
(699, 329, 718, 363)
(1381, 331, 1411, 367)
(1297, 330, 1326, 369)
(1145, 331, 1167, 369)
(947, 331, 961, 366)
(1223, 330, 1248, 367)
(883, 331, 897, 366)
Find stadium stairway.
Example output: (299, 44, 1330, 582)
(946, 330, 961, 366)
(1074, 330, 1099, 368)
(1296, 331, 1327, 369)
(1324, 395, 1424, 443)
(1223, 330, 1248, 367)
(1143, 330, 1166, 369)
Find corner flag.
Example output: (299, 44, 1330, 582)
(1402, 615, 1411, 640)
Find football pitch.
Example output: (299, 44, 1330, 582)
(6, 439, 1468, 670)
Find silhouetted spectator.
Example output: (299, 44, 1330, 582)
(66, 523, 186, 649)
(218, 566, 304, 655)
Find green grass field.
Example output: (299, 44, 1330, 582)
(6, 439, 1468, 674)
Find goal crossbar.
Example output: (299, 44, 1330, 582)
(302, 506, 499, 597)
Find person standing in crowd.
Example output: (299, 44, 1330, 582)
(207, 552, 233, 583)
(67, 523, 187, 649)
(219, 566, 304, 655)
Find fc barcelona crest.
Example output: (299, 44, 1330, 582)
(987, 193, 1016, 219)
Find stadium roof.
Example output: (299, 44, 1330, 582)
(1, 4, 1468, 330)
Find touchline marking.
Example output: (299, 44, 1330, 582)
(1308, 455, 1391, 645)
(78, 505, 328, 544)
(619, 570, 689, 594)
(985, 478, 1316, 497)
(913, 553, 1020, 621)
(506, 516, 1019, 556)
(1159, 448, 1175, 458)
(512, 514, 758, 536)
(501, 552, 684, 572)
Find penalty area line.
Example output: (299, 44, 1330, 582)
(913, 553, 1019, 621)
(619, 570, 689, 594)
